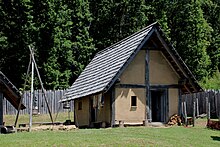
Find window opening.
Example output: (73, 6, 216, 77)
(131, 96, 137, 107)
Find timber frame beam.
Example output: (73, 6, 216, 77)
(115, 84, 180, 89)
(145, 48, 150, 125)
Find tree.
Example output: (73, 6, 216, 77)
(71, 0, 95, 79)
(89, 0, 148, 51)
(42, 1, 74, 89)
(0, 0, 219, 89)
(0, 0, 31, 87)
(144, 0, 170, 35)
(167, 0, 212, 80)
(201, 0, 220, 74)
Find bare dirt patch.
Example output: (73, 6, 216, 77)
(17, 125, 77, 132)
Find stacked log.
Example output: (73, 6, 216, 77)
(207, 119, 220, 130)
(168, 114, 182, 126)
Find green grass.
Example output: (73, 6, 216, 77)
(3, 112, 73, 126)
(0, 126, 220, 146)
(1, 115, 220, 147)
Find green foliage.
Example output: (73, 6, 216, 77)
(0, 0, 31, 87)
(201, 0, 220, 74)
(200, 70, 220, 90)
(145, 0, 170, 35)
(89, 0, 148, 50)
(71, 0, 95, 77)
(43, 1, 74, 89)
(0, 0, 220, 89)
(167, 0, 212, 80)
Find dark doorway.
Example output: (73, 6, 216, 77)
(90, 99, 96, 123)
(150, 90, 168, 122)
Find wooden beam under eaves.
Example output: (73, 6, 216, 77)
(184, 84, 192, 94)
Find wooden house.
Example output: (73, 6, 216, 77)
(0, 71, 25, 127)
(61, 22, 203, 127)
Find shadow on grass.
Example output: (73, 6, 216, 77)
(211, 136, 220, 141)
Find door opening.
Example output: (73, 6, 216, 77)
(150, 89, 168, 122)
(90, 98, 96, 123)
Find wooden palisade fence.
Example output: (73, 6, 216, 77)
(3, 89, 220, 122)
(182, 90, 220, 121)
(3, 89, 73, 115)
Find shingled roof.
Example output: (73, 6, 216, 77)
(62, 22, 203, 102)
(0, 71, 25, 110)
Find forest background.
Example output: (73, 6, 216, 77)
(0, 0, 220, 90)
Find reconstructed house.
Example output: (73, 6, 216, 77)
(0, 71, 25, 128)
(61, 22, 203, 127)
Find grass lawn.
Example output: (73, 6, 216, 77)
(3, 112, 73, 126)
(1, 115, 220, 147)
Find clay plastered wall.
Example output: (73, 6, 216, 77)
(149, 50, 179, 85)
(169, 88, 179, 117)
(115, 88, 145, 124)
(75, 97, 90, 126)
(119, 50, 145, 84)
(96, 92, 111, 123)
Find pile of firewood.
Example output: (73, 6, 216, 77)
(167, 114, 182, 126)
(207, 119, 220, 130)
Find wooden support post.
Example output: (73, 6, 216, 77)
(206, 92, 210, 120)
(218, 92, 220, 121)
(29, 46, 54, 124)
(0, 92, 3, 127)
(196, 93, 199, 117)
(181, 100, 184, 117)
(29, 58, 34, 132)
(184, 102, 187, 125)
(184, 95, 187, 125)
(178, 88, 182, 116)
(119, 121, 124, 128)
(214, 91, 219, 121)
(193, 93, 196, 127)
(15, 55, 32, 127)
(145, 48, 150, 126)
(111, 88, 115, 127)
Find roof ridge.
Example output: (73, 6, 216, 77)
(96, 22, 158, 56)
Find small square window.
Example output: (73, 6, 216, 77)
(131, 96, 137, 107)
(78, 101, 82, 110)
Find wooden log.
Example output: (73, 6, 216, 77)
(167, 114, 182, 126)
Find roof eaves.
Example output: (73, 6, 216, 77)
(60, 89, 104, 102)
